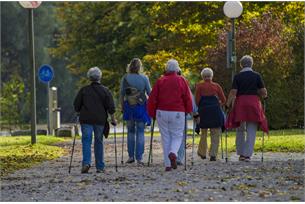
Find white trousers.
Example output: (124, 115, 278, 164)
(236, 122, 258, 157)
(157, 110, 185, 167)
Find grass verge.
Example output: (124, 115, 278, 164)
(0, 135, 69, 177)
(108, 128, 304, 152)
(188, 129, 304, 153)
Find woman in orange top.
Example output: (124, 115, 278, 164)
(195, 68, 226, 161)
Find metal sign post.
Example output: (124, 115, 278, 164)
(38, 64, 54, 135)
(19, 1, 42, 144)
(29, 8, 36, 144)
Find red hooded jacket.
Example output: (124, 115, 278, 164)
(147, 72, 193, 118)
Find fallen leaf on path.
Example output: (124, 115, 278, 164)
(176, 181, 188, 187)
(208, 196, 214, 201)
(259, 191, 272, 198)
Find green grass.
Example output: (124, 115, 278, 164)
(108, 128, 304, 152)
(188, 129, 305, 153)
(2, 129, 302, 177)
(0, 135, 68, 147)
(0, 135, 69, 177)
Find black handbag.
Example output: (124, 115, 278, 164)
(103, 120, 110, 138)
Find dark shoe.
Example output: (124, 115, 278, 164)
(177, 161, 183, 166)
(239, 155, 246, 161)
(165, 167, 172, 172)
(137, 160, 145, 166)
(168, 152, 177, 169)
(198, 153, 206, 160)
(81, 164, 90, 173)
(244, 157, 251, 162)
(126, 158, 135, 164)
(96, 169, 105, 173)
(210, 156, 216, 161)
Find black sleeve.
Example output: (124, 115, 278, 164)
(104, 88, 116, 115)
(73, 88, 83, 112)
(257, 73, 265, 89)
(232, 75, 238, 89)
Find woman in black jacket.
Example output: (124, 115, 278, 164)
(74, 67, 116, 173)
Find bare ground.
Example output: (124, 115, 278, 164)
(1, 137, 304, 202)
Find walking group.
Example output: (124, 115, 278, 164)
(73, 55, 268, 173)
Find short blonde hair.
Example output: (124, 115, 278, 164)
(201, 67, 213, 79)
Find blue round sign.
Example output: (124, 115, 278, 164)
(38, 64, 54, 83)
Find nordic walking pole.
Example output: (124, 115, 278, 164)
(184, 114, 187, 171)
(121, 118, 124, 164)
(224, 108, 229, 163)
(151, 122, 154, 164)
(225, 128, 228, 163)
(112, 122, 118, 172)
(191, 118, 195, 166)
(147, 119, 155, 166)
(261, 99, 267, 163)
(261, 130, 264, 163)
(221, 130, 224, 159)
(68, 115, 79, 174)
(221, 109, 225, 160)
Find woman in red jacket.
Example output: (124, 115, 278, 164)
(147, 59, 193, 171)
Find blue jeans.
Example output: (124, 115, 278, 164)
(81, 124, 105, 170)
(127, 120, 145, 161)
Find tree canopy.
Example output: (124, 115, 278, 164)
(1, 2, 304, 129)
(51, 2, 304, 129)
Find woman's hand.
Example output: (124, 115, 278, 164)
(195, 117, 200, 124)
(193, 113, 200, 124)
(226, 89, 237, 110)
(110, 115, 117, 126)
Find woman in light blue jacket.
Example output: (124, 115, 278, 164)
(120, 58, 151, 166)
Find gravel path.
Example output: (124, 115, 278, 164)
(1, 137, 304, 202)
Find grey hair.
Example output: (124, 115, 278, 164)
(201, 67, 213, 79)
(87, 67, 102, 82)
(166, 59, 180, 73)
(240, 55, 253, 68)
